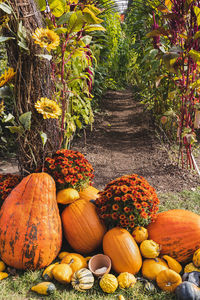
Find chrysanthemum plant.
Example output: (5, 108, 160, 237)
(33, 0, 106, 148)
(41, 149, 94, 191)
(148, 0, 200, 169)
(95, 174, 159, 232)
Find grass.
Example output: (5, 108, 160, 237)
(0, 187, 199, 300)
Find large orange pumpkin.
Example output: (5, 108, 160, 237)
(0, 173, 62, 270)
(79, 186, 99, 202)
(148, 209, 200, 263)
(103, 227, 142, 274)
(61, 199, 106, 254)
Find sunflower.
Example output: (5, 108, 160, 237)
(35, 97, 62, 119)
(32, 28, 60, 52)
(0, 68, 16, 87)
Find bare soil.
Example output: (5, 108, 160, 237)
(1, 88, 199, 193)
(72, 88, 200, 193)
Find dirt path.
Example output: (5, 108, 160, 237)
(72, 89, 199, 192)
(1, 88, 199, 192)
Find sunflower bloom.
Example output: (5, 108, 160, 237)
(0, 68, 16, 87)
(35, 97, 62, 119)
(32, 28, 60, 52)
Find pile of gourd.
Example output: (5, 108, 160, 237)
(0, 172, 199, 300)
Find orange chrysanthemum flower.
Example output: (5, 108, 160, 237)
(95, 174, 159, 232)
(112, 204, 119, 211)
(37, 149, 94, 191)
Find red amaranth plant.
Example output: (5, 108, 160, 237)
(150, 0, 200, 168)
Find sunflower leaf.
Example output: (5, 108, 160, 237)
(0, 36, 15, 43)
(40, 131, 47, 147)
(36, 54, 52, 61)
(0, 2, 13, 14)
(19, 111, 32, 130)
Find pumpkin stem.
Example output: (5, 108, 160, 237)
(68, 258, 74, 265)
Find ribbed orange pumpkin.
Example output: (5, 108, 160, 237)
(79, 186, 99, 202)
(0, 173, 62, 270)
(103, 227, 142, 274)
(61, 199, 106, 254)
(148, 209, 200, 263)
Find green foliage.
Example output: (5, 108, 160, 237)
(124, 0, 178, 128)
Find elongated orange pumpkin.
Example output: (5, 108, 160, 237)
(148, 209, 200, 263)
(62, 199, 106, 254)
(103, 227, 142, 274)
(0, 173, 62, 270)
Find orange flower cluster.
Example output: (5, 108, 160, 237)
(0, 174, 21, 205)
(42, 149, 94, 191)
(95, 174, 159, 232)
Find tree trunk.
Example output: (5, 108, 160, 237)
(6, 0, 60, 175)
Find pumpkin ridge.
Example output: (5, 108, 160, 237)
(22, 176, 41, 269)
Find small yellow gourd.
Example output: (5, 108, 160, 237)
(52, 263, 73, 284)
(58, 251, 70, 260)
(31, 282, 56, 295)
(100, 274, 118, 293)
(132, 226, 148, 244)
(140, 240, 160, 258)
(0, 261, 6, 272)
(42, 262, 59, 281)
(61, 253, 87, 274)
(193, 248, 200, 267)
(142, 258, 168, 280)
(118, 295, 126, 300)
(56, 188, 79, 204)
(0, 272, 8, 280)
(117, 272, 136, 288)
(156, 269, 182, 292)
(162, 255, 182, 274)
(184, 262, 200, 273)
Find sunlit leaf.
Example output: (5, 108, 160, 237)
(18, 41, 29, 51)
(189, 49, 200, 62)
(68, 11, 85, 33)
(194, 31, 200, 39)
(2, 113, 14, 123)
(0, 36, 15, 43)
(84, 24, 106, 32)
(40, 131, 47, 147)
(36, 54, 52, 61)
(0, 2, 13, 14)
(194, 6, 200, 26)
(85, 5, 103, 16)
(6, 126, 24, 134)
(83, 7, 104, 24)
(49, 0, 65, 17)
(19, 111, 32, 130)
(75, 119, 82, 129)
